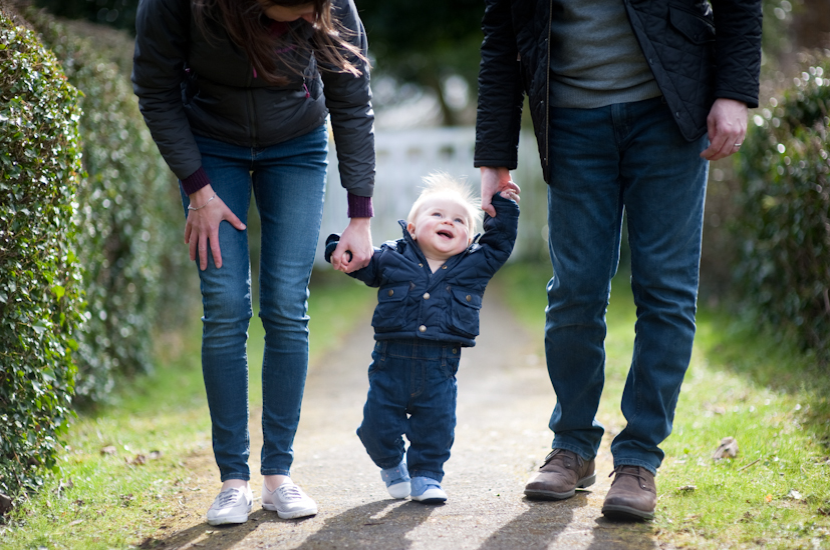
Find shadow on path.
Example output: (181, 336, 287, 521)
(291, 500, 436, 550)
(476, 495, 584, 550)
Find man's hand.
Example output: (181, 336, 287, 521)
(700, 98, 749, 161)
(480, 166, 520, 216)
(332, 217, 372, 273)
(184, 185, 246, 271)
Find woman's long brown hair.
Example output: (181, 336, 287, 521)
(192, 0, 367, 86)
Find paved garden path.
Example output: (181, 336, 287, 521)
(149, 288, 662, 550)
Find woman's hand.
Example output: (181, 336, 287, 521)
(480, 166, 520, 216)
(332, 217, 372, 273)
(700, 98, 748, 161)
(184, 185, 246, 270)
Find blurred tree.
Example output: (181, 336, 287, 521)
(34, 0, 137, 32)
(356, 0, 483, 126)
(29, 0, 828, 125)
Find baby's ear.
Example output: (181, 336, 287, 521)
(407, 222, 417, 239)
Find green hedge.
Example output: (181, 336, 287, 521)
(24, 9, 198, 403)
(0, 12, 84, 503)
(734, 49, 830, 366)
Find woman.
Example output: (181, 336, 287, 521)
(132, 0, 375, 525)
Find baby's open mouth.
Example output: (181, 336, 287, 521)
(437, 230, 453, 238)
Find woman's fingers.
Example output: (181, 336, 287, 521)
(184, 196, 246, 271)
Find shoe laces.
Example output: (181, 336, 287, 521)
(609, 466, 651, 488)
(277, 483, 304, 502)
(212, 488, 242, 508)
(543, 448, 583, 469)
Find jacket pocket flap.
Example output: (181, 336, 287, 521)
(452, 289, 482, 309)
(669, 7, 715, 45)
(378, 284, 409, 303)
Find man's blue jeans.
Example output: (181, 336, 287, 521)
(545, 97, 709, 475)
(180, 125, 328, 481)
(357, 340, 461, 483)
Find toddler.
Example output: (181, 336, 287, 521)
(325, 173, 519, 503)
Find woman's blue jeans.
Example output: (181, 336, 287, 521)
(545, 97, 709, 475)
(180, 125, 328, 481)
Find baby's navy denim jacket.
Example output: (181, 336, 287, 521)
(325, 194, 519, 347)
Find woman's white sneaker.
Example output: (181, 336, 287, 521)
(206, 486, 253, 525)
(261, 480, 318, 519)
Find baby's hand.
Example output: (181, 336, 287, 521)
(500, 189, 520, 203)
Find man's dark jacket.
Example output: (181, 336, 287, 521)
(324, 195, 519, 347)
(474, 0, 763, 183)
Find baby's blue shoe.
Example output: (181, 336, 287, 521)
(381, 459, 411, 499)
(410, 477, 447, 504)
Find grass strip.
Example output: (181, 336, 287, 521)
(495, 261, 830, 550)
(0, 269, 374, 550)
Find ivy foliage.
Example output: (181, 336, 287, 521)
(735, 49, 830, 366)
(0, 12, 84, 502)
(23, 8, 197, 403)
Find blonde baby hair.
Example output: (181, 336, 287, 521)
(406, 173, 483, 233)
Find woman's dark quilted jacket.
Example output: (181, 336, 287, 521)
(325, 194, 520, 347)
(474, 0, 763, 183)
(132, 0, 374, 197)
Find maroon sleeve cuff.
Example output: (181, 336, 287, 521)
(347, 193, 374, 218)
(180, 167, 211, 196)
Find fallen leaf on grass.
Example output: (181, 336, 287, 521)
(785, 489, 803, 500)
(126, 451, 162, 465)
(0, 493, 12, 515)
(676, 485, 697, 492)
(100, 446, 117, 455)
(54, 478, 74, 496)
(765, 494, 773, 503)
(712, 436, 739, 460)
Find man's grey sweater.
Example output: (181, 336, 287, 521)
(549, 0, 662, 108)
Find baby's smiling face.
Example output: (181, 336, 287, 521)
(407, 194, 474, 266)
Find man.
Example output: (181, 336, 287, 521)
(474, 0, 762, 520)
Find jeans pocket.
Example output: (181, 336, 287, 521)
(440, 352, 461, 379)
(368, 342, 387, 375)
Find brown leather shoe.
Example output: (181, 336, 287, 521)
(601, 465, 657, 520)
(524, 449, 596, 500)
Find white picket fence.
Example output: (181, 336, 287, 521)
(316, 126, 548, 265)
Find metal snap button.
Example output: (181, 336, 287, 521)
(423, 293, 430, 300)
(388, 289, 394, 296)
(419, 325, 427, 332)
(465, 295, 471, 302)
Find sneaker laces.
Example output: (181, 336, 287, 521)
(212, 488, 242, 508)
(277, 483, 303, 502)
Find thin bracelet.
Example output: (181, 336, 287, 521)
(187, 193, 217, 211)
